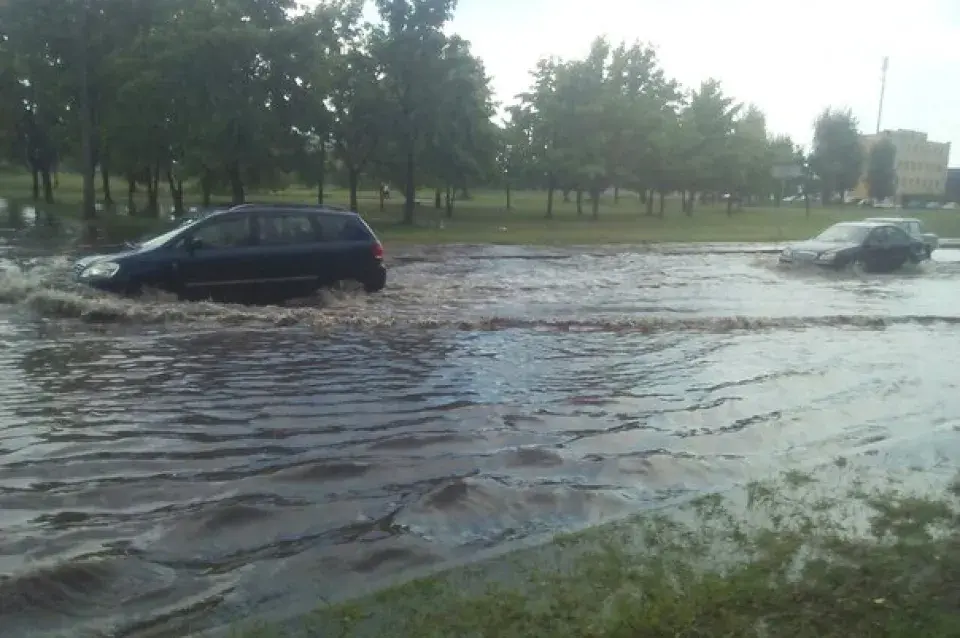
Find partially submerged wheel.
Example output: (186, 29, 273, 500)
(361, 270, 386, 293)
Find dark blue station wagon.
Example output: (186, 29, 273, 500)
(73, 204, 387, 304)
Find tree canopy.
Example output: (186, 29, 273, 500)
(0, 0, 871, 221)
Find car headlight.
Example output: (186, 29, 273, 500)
(782, 248, 792, 256)
(80, 261, 120, 279)
(816, 251, 837, 262)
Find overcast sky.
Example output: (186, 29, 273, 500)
(337, 0, 960, 164)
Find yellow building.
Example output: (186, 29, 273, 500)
(853, 129, 950, 201)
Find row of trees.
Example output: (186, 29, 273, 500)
(0, 0, 890, 222)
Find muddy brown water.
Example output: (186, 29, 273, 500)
(1, 208, 960, 636)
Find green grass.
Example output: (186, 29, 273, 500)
(4, 171, 960, 245)
(230, 467, 960, 638)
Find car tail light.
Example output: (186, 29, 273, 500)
(372, 241, 384, 259)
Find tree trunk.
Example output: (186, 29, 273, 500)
(445, 184, 453, 218)
(645, 190, 655, 216)
(316, 145, 326, 205)
(546, 174, 555, 219)
(726, 194, 734, 216)
(658, 191, 666, 217)
(145, 177, 157, 217)
(41, 170, 53, 204)
(348, 168, 359, 211)
(126, 175, 136, 216)
(459, 186, 470, 200)
(100, 156, 112, 206)
(614, 186, 619, 203)
(78, 7, 96, 219)
(590, 188, 600, 219)
(434, 188, 442, 209)
(576, 190, 583, 215)
(167, 170, 184, 216)
(228, 162, 244, 205)
(200, 169, 212, 208)
(378, 186, 385, 212)
(402, 150, 415, 224)
(562, 189, 571, 203)
(31, 169, 39, 200)
(146, 165, 160, 217)
(640, 189, 647, 205)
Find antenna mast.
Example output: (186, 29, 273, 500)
(876, 56, 889, 134)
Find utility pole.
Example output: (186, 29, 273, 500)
(876, 56, 889, 134)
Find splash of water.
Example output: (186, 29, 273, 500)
(0, 254, 958, 335)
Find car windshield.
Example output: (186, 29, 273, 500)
(135, 219, 198, 250)
(814, 224, 871, 243)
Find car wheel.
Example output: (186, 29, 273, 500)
(361, 271, 386, 293)
(848, 256, 867, 274)
(362, 280, 384, 293)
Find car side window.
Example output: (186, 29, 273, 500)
(320, 215, 371, 242)
(258, 214, 318, 245)
(315, 215, 370, 242)
(190, 215, 253, 249)
(868, 227, 890, 245)
(889, 227, 911, 245)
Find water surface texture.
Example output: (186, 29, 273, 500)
(0, 220, 959, 636)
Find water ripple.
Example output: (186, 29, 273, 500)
(0, 245, 959, 635)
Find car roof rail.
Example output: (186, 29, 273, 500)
(226, 202, 357, 214)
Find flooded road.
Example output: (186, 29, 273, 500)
(1, 221, 960, 636)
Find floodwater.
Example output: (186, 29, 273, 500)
(1, 205, 960, 636)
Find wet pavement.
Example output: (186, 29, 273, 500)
(0, 209, 960, 636)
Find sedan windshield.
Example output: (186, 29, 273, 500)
(814, 224, 871, 243)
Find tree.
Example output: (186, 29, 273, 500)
(769, 134, 801, 205)
(810, 108, 863, 205)
(606, 41, 678, 216)
(0, 0, 817, 226)
(422, 35, 497, 217)
(0, 0, 70, 204)
(866, 138, 896, 201)
(515, 57, 568, 218)
(372, 0, 457, 224)
(497, 106, 538, 210)
(677, 79, 741, 214)
(722, 104, 768, 213)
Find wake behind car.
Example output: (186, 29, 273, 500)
(73, 204, 386, 304)
(779, 221, 925, 272)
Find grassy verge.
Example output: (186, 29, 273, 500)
(233, 465, 960, 637)
(5, 172, 960, 245)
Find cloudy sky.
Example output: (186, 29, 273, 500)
(342, 0, 960, 163)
